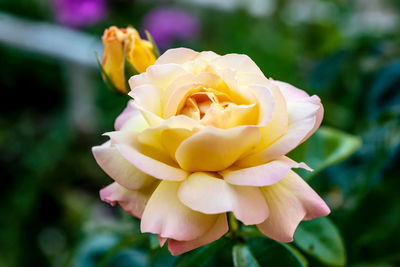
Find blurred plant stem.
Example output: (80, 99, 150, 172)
(228, 213, 239, 237)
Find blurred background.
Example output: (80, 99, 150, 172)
(1, 0, 400, 266)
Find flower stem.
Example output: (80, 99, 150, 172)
(228, 212, 239, 233)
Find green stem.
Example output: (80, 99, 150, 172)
(229, 212, 239, 234)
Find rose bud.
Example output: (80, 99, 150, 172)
(99, 26, 158, 94)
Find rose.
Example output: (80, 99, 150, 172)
(92, 48, 330, 255)
(101, 26, 157, 93)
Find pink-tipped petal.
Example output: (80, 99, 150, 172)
(100, 182, 156, 218)
(168, 214, 228, 256)
(279, 171, 330, 220)
(141, 181, 219, 241)
(92, 142, 155, 190)
(272, 80, 310, 101)
(257, 171, 330, 242)
(178, 172, 269, 225)
(272, 81, 324, 142)
(302, 95, 324, 142)
(158, 236, 167, 247)
(114, 101, 149, 132)
(221, 156, 311, 187)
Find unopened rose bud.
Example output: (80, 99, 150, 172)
(100, 26, 157, 94)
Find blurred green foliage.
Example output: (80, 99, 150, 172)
(1, 0, 400, 266)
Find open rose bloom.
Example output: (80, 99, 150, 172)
(92, 48, 330, 255)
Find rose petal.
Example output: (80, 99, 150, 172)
(137, 115, 199, 152)
(178, 172, 269, 225)
(131, 101, 164, 128)
(129, 63, 188, 89)
(211, 53, 264, 75)
(92, 141, 155, 190)
(238, 99, 319, 166)
(128, 84, 162, 116)
(272, 80, 310, 101)
(100, 182, 156, 218)
(106, 131, 188, 181)
(168, 214, 228, 256)
(155, 48, 199, 65)
(272, 81, 324, 142)
(162, 72, 225, 118)
(221, 156, 311, 187)
(175, 126, 260, 172)
(253, 82, 289, 156)
(114, 101, 149, 132)
(257, 171, 330, 242)
(201, 103, 258, 129)
(302, 95, 323, 142)
(141, 180, 219, 241)
(158, 236, 167, 247)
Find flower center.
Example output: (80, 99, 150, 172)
(179, 88, 233, 121)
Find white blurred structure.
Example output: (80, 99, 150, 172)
(0, 12, 102, 133)
(0, 12, 102, 67)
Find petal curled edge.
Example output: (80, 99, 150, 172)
(237, 99, 320, 166)
(129, 63, 188, 90)
(168, 214, 228, 256)
(257, 171, 330, 242)
(178, 172, 269, 225)
(273, 80, 324, 143)
(141, 180, 219, 241)
(175, 126, 261, 172)
(155, 48, 199, 65)
(106, 131, 188, 181)
(220, 156, 312, 187)
(100, 182, 156, 219)
(92, 141, 155, 190)
(128, 84, 162, 117)
(210, 53, 264, 75)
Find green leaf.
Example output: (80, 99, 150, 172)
(246, 237, 306, 267)
(294, 217, 346, 266)
(232, 244, 260, 267)
(280, 243, 309, 267)
(97, 234, 146, 267)
(288, 126, 361, 180)
(149, 234, 160, 250)
(174, 238, 228, 267)
(145, 30, 161, 57)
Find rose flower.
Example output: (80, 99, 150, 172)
(93, 48, 330, 255)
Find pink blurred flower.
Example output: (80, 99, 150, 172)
(52, 0, 107, 28)
(142, 7, 200, 50)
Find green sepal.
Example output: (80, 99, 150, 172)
(95, 52, 126, 96)
(145, 30, 161, 58)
